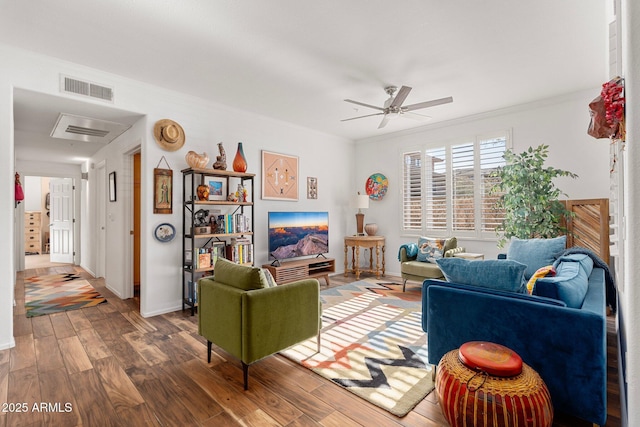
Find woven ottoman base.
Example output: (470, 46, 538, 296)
(436, 343, 553, 427)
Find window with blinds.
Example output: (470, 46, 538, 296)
(401, 132, 508, 237)
(479, 137, 507, 231)
(402, 151, 422, 230)
(425, 147, 446, 230)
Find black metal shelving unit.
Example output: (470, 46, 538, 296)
(181, 167, 255, 315)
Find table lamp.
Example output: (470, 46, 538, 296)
(355, 193, 369, 236)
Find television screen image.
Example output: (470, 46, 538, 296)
(268, 211, 329, 260)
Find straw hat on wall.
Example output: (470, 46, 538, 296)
(154, 119, 185, 151)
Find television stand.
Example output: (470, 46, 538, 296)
(262, 257, 335, 286)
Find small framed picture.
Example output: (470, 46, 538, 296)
(307, 177, 317, 199)
(205, 177, 227, 201)
(109, 171, 117, 202)
(153, 168, 173, 214)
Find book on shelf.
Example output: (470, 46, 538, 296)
(187, 280, 197, 304)
(192, 243, 227, 269)
(197, 250, 211, 270)
(226, 237, 253, 264)
(216, 213, 251, 234)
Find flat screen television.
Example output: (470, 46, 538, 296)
(268, 211, 329, 261)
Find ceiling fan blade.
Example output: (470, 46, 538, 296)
(401, 112, 431, 121)
(344, 99, 385, 111)
(341, 112, 384, 122)
(389, 86, 412, 108)
(403, 96, 453, 112)
(402, 113, 431, 122)
(378, 114, 391, 129)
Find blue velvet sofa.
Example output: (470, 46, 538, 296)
(422, 258, 608, 425)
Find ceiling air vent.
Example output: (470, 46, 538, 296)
(60, 75, 114, 102)
(50, 113, 131, 144)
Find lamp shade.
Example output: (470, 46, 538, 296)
(355, 194, 369, 210)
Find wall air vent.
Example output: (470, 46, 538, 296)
(50, 113, 131, 144)
(60, 75, 114, 102)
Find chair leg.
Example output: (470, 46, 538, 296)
(403, 278, 407, 292)
(207, 341, 212, 363)
(242, 362, 249, 390)
(317, 331, 321, 353)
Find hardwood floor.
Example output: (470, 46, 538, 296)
(2, 266, 621, 426)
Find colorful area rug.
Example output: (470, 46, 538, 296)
(281, 279, 432, 417)
(24, 273, 107, 317)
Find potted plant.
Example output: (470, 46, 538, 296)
(491, 144, 577, 248)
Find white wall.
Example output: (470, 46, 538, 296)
(355, 90, 611, 277)
(0, 43, 355, 350)
(621, 0, 639, 423)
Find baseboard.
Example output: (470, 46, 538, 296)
(140, 303, 183, 318)
(0, 337, 16, 351)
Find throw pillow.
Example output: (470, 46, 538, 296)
(416, 237, 446, 263)
(553, 253, 594, 277)
(214, 258, 266, 290)
(436, 257, 528, 293)
(261, 268, 277, 287)
(526, 265, 556, 295)
(533, 256, 591, 308)
(444, 246, 466, 257)
(507, 236, 567, 280)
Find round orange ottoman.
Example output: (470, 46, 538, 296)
(436, 341, 553, 427)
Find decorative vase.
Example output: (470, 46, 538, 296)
(233, 142, 247, 173)
(364, 223, 378, 236)
(196, 184, 209, 201)
(185, 151, 209, 169)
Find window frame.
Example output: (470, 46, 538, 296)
(400, 130, 512, 240)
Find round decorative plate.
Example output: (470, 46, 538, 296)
(365, 173, 388, 200)
(154, 223, 176, 242)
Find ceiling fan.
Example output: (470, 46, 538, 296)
(342, 86, 453, 129)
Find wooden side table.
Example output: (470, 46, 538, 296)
(344, 235, 385, 280)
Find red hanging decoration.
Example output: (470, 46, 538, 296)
(15, 172, 24, 207)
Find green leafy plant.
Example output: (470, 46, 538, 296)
(491, 144, 578, 248)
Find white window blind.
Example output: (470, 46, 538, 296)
(479, 137, 507, 231)
(402, 151, 422, 230)
(401, 132, 509, 238)
(452, 143, 475, 231)
(425, 147, 446, 230)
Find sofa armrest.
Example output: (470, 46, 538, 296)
(242, 279, 320, 363)
(400, 247, 416, 262)
(425, 279, 607, 425)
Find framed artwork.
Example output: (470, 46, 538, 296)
(366, 172, 389, 200)
(109, 171, 117, 202)
(154, 168, 173, 214)
(307, 177, 318, 199)
(205, 176, 227, 201)
(261, 150, 298, 201)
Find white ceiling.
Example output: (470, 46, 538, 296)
(3, 0, 608, 164)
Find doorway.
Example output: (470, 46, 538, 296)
(133, 152, 141, 299)
(23, 175, 74, 270)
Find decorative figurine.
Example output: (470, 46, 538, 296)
(212, 142, 227, 170)
(194, 209, 210, 227)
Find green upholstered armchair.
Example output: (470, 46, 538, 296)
(198, 258, 321, 390)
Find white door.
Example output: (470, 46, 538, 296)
(49, 178, 74, 263)
(96, 165, 106, 278)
